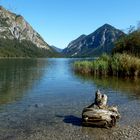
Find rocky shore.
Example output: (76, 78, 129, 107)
(0, 103, 139, 140)
(1, 121, 140, 140)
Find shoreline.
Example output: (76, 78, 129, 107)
(0, 119, 139, 140)
(0, 101, 140, 140)
(74, 53, 140, 78)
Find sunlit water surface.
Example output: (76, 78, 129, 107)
(0, 58, 140, 139)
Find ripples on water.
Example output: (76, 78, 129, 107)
(0, 58, 140, 139)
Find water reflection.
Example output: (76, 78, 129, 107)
(0, 59, 47, 105)
(74, 73, 140, 100)
(0, 58, 139, 139)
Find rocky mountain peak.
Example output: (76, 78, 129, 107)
(0, 6, 50, 50)
(63, 24, 125, 57)
(101, 23, 114, 28)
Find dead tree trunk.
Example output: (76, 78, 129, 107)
(82, 90, 120, 128)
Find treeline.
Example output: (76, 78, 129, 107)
(0, 38, 60, 57)
(113, 30, 140, 57)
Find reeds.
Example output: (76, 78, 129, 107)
(74, 53, 140, 77)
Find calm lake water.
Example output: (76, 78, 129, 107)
(0, 58, 140, 140)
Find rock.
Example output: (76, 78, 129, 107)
(82, 90, 120, 128)
(63, 24, 125, 57)
(0, 6, 51, 49)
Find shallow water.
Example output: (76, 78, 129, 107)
(0, 58, 140, 140)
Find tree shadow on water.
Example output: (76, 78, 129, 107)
(56, 115, 82, 126)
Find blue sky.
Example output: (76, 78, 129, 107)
(0, 0, 140, 49)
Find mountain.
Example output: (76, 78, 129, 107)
(51, 45, 62, 53)
(0, 6, 58, 57)
(63, 24, 125, 57)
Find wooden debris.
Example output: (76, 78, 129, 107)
(82, 90, 120, 128)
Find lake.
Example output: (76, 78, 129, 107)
(0, 58, 140, 140)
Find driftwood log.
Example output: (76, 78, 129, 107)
(82, 90, 120, 128)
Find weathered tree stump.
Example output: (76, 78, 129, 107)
(82, 90, 120, 128)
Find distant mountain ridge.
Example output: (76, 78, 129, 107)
(0, 6, 58, 57)
(51, 45, 62, 53)
(63, 24, 125, 57)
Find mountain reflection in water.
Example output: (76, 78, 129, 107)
(0, 59, 47, 104)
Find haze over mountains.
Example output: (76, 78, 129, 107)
(63, 24, 125, 57)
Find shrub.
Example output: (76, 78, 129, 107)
(74, 53, 140, 77)
(113, 31, 140, 57)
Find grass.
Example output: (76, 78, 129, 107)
(74, 53, 140, 77)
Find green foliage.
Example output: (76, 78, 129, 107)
(93, 54, 110, 75)
(74, 61, 94, 74)
(113, 31, 140, 57)
(0, 38, 60, 57)
(74, 53, 140, 77)
(0, 17, 9, 27)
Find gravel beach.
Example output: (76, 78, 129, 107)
(1, 120, 140, 140)
(0, 104, 140, 140)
